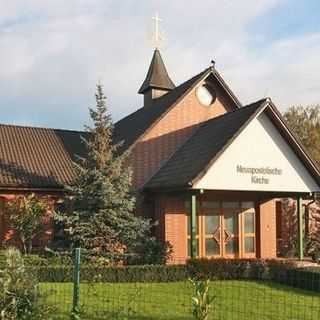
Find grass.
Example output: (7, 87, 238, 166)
(40, 280, 320, 320)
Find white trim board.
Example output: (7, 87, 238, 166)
(194, 112, 320, 193)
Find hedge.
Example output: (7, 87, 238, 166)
(31, 264, 189, 283)
(186, 258, 297, 281)
(186, 258, 320, 292)
(27, 258, 297, 283)
(285, 267, 320, 292)
(2, 254, 319, 293)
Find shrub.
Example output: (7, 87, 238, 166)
(0, 248, 54, 319)
(286, 267, 320, 292)
(187, 258, 268, 280)
(5, 194, 49, 254)
(129, 240, 173, 265)
(311, 248, 320, 263)
(186, 258, 298, 282)
(0, 251, 72, 269)
(35, 264, 189, 283)
(31, 258, 297, 284)
(3, 252, 318, 294)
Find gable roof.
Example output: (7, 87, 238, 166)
(0, 125, 87, 189)
(138, 49, 175, 94)
(0, 66, 242, 190)
(144, 99, 320, 191)
(144, 99, 266, 190)
(115, 66, 241, 152)
(0, 67, 211, 190)
(114, 67, 211, 151)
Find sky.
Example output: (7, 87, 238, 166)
(0, 0, 320, 130)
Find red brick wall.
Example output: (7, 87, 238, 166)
(131, 80, 234, 189)
(162, 195, 187, 264)
(160, 194, 281, 262)
(258, 199, 277, 258)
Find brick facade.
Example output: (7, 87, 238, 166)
(131, 79, 233, 189)
(162, 195, 187, 264)
(155, 194, 279, 263)
(258, 199, 277, 258)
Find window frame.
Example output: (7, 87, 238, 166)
(186, 200, 256, 259)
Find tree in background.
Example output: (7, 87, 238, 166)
(6, 194, 48, 254)
(283, 105, 320, 165)
(282, 105, 320, 260)
(58, 84, 169, 261)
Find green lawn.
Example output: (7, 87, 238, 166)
(40, 280, 320, 320)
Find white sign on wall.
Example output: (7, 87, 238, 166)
(194, 112, 320, 193)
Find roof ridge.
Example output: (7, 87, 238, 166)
(0, 122, 85, 134)
(0, 67, 211, 152)
(116, 67, 211, 127)
(192, 98, 269, 132)
(212, 69, 242, 107)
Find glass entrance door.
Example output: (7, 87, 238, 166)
(203, 211, 221, 257)
(223, 211, 239, 257)
(186, 201, 256, 258)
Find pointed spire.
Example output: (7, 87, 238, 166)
(138, 49, 175, 94)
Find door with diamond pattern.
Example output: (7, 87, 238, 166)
(201, 205, 240, 258)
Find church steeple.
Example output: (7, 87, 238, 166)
(138, 48, 175, 106)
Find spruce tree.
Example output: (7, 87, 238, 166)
(60, 84, 154, 256)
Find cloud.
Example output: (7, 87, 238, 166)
(0, 0, 319, 130)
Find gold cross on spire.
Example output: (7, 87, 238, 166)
(152, 13, 164, 49)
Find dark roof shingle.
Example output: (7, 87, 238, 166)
(0, 68, 210, 189)
(144, 99, 267, 190)
(0, 125, 88, 189)
(114, 68, 210, 151)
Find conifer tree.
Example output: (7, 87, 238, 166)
(59, 84, 155, 256)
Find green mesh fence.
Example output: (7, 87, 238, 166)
(37, 276, 320, 320)
(24, 255, 320, 320)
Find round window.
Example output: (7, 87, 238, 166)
(196, 84, 216, 106)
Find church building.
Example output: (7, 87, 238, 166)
(0, 48, 319, 262)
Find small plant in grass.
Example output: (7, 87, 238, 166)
(189, 278, 215, 320)
(116, 284, 142, 320)
(0, 248, 54, 319)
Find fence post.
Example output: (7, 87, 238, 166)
(72, 247, 81, 319)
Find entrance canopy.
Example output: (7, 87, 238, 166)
(145, 98, 320, 195)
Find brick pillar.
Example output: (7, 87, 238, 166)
(258, 199, 277, 258)
(164, 196, 187, 264)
